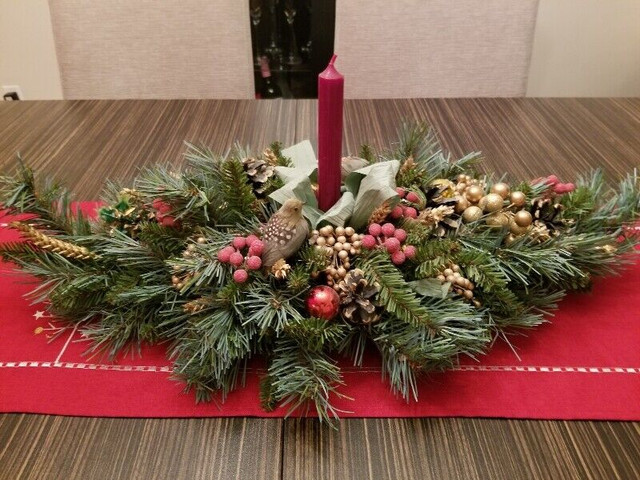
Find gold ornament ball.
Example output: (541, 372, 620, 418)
(454, 196, 469, 214)
(465, 185, 484, 203)
(197, 236, 206, 244)
(335, 226, 345, 236)
(462, 205, 483, 223)
(490, 182, 510, 199)
(514, 210, 533, 227)
(510, 191, 526, 207)
(482, 193, 504, 213)
(345, 227, 355, 237)
(485, 212, 510, 227)
(509, 219, 530, 236)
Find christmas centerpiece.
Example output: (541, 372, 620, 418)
(1, 58, 639, 424)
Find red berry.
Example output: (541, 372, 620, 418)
(404, 207, 418, 219)
(396, 187, 406, 198)
(403, 245, 417, 259)
(391, 250, 406, 265)
(361, 235, 377, 249)
(246, 256, 262, 270)
(565, 183, 575, 193)
(553, 183, 566, 194)
(217, 246, 234, 263)
(233, 269, 249, 284)
(381, 222, 396, 237)
(156, 212, 165, 222)
(249, 240, 264, 256)
(245, 234, 259, 247)
(229, 251, 244, 267)
(384, 237, 401, 253)
(394, 228, 407, 242)
(406, 192, 419, 203)
(152, 198, 164, 210)
(390, 206, 404, 219)
(232, 236, 246, 249)
(368, 223, 382, 236)
(161, 216, 176, 227)
(546, 175, 559, 185)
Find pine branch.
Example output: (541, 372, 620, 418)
(267, 337, 345, 425)
(358, 251, 436, 330)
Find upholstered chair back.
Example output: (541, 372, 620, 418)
(49, 0, 254, 99)
(334, 0, 539, 98)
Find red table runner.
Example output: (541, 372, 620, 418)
(1, 206, 639, 419)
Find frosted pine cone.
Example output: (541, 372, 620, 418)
(243, 156, 275, 194)
(337, 269, 380, 325)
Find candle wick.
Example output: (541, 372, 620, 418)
(329, 54, 337, 66)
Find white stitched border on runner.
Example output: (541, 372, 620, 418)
(0, 361, 638, 374)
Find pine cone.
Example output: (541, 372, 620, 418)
(243, 156, 275, 194)
(368, 201, 392, 224)
(262, 148, 279, 166)
(530, 197, 563, 224)
(337, 269, 380, 324)
(271, 258, 291, 279)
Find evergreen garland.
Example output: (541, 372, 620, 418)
(1, 123, 638, 425)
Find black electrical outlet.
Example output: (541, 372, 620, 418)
(3, 92, 20, 101)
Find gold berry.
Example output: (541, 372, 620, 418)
(509, 220, 530, 236)
(462, 206, 483, 223)
(485, 212, 509, 227)
(466, 185, 484, 203)
(510, 191, 526, 207)
(514, 210, 533, 227)
(455, 196, 469, 214)
(482, 193, 504, 213)
(490, 182, 510, 199)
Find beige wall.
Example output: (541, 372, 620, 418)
(0, 0, 62, 99)
(527, 0, 640, 97)
(0, 0, 639, 99)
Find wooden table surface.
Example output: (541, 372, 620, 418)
(1, 98, 639, 480)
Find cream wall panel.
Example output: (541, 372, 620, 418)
(0, 0, 63, 99)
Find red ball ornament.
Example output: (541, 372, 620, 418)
(305, 286, 340, 320)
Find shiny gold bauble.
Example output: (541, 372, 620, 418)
(510, 191, 526, 207)
(485, 212, 510, 227)
(454, 196, 469, 213)
(490, 182, 510, 199)
(462, 205, 483, 223)
(481, 193, 505, 213)
(504, 233, 517, 245)
(509, 219, 530, 236)
(514, 210, 533, 227)
(430, 178, 456, 198)
(465, 185, 484, 203)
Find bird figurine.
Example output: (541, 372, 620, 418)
(261, 198, 309, 267)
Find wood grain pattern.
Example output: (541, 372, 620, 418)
(1, 99, 640, 480)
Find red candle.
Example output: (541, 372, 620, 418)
(317, 54, 344, 211)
